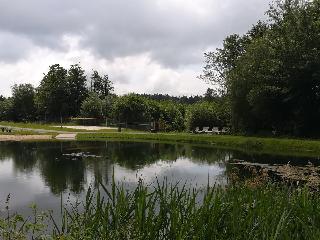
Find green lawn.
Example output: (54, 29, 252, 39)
(77, 132, 320, 157)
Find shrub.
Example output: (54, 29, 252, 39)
(185, 101, 230, 131)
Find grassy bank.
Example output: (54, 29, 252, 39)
(1, 121, 320, 157)
(77, 132, 320, 157)
(1, 181, 320, 239)
(0, 130, 55, 135)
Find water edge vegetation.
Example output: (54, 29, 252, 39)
(1, 178, 320, 240)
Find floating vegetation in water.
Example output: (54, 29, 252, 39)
(231, 160, 320, 189)
(62, 152, 102, 160)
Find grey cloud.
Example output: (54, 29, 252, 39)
(0, 0, 270, 66)
(0, 31, 35, 62)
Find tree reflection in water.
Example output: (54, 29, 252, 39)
(0, 141, 234, 195)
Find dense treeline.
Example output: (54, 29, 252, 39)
(0, 64, 112, 123)
(0, 63, 227, 131)
(201, 0, 320, 137)
(138, 93, 204, 104)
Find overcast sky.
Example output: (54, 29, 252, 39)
(0, 0, 270, 97)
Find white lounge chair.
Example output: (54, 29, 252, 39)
(203, 127, 212, 134)
(212, 127, 220, 134)
(194, 127, 202, 133)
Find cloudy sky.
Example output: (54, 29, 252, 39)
(0, 0, 270, 97)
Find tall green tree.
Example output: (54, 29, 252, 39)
(0, 97, 14, 121)
(11, 84, 36, 121)
(67, 64, 89, 116)
(37, 64, 89, 121)
(90, 70, 114, 98)
(199, 34, 250, 95)
(90, 70, 114, 123)
(201, 0, 320, 137)
(204, 88, 219, 101)
(36, 64, 69, 121)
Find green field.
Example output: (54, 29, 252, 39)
(77, 132, 320, 158)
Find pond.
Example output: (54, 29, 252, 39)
(0, 141, 319, 216)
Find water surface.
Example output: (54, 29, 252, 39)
(0, 141, 318, 215)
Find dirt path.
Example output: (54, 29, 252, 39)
(0, 125, 68, 134)
(55, 125, 117, 131)
(0, 125, 118, 134)
(55, 133, 77, 140)
(0, 135, 53, 141)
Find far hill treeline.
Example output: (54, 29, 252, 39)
(1, 0, 320, 137)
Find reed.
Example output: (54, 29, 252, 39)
(1, 180, 320, 239)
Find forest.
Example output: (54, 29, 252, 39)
(0, 64, 228, 132)
(201, 0, 320, 137)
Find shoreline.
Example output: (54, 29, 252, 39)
(0, 135, 53, 141)
(77, 132, 320, 158)
(1, 120, 320, 158)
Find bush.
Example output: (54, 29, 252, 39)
(158, 101, 185, 131)
(185, 101, 230, 131)
(112, 94, 150, 124)
(0, 98, 14, 121)
(80, 93, 106, 119)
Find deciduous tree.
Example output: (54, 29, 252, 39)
(11, 84, 36, 121)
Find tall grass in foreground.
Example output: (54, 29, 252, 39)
(1, 181, 320, 239)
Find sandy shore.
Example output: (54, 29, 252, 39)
(54, 125, 117, 131)
(0, 135, 52, 141)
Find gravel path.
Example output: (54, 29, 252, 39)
(0, 135, 52, 141)
(55, 133, 77, 140)
(0, 125, 68, 134)
(54, 125, 117, 131)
